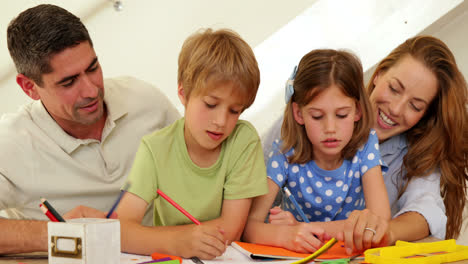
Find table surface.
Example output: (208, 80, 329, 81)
(1, 237, 467, 264)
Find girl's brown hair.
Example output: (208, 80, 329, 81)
(281, 49, 373, 164)
(367, 35, 468, 239)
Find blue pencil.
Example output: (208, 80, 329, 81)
(283, 187, 310, 223)
(106, 182, 131, 218)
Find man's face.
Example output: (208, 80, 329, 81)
(31, 41, 105, 130)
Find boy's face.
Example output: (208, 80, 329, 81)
(179, 81, 244, 162)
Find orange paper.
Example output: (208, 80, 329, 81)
(151, 252, 183, 263)
(233, 240, 361, 260)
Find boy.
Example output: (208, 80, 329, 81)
(116, 28, 268, 259)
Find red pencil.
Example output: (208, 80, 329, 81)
(157, 189, 201, 225)
(39, 203, 59, 222)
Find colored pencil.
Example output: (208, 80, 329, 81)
(106, 182, 131, 218)
(137, 257, 171, 264)
(283, 187, 310, 223)
(39, 203, 59, 222)
(40, 198, 65, 222)
(156, 189, 201, 225)
(156, 189, 204, 263)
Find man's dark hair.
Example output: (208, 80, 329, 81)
(7, 4, 93, 86)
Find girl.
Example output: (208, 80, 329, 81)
(243, 49, 390, 253)
(258, 36, 468, 254)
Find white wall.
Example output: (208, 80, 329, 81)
(0, 0, 316, 126)
(0, 0, 467, 137)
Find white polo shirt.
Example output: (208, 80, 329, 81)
(0, 76, 180, 224)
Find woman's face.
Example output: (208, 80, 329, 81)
(369, 55, 438, 142)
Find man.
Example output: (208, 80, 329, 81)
(0, 4, 179, 253)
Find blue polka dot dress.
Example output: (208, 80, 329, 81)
(267, 129, 387, 222)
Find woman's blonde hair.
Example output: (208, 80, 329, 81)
(177, 28, 260, 109)
(367, 35, 468, 239)
(281, 49, 373, 164)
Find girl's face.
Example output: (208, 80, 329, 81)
(293, 84, 361, 168)
(369, 55, 438, 142)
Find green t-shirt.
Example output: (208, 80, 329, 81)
(126, 118, 268, 226)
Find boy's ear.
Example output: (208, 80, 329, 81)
(354, 102, 362, 122)
(177, 83, 186, 106)
(16, 74, 40, 100)
(292, 102, 305, 125)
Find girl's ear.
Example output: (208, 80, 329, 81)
(354, 102, 362, 122)
(292, 102, 305, 125)
(177, 83, 186, 106)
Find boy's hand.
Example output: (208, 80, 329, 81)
(269, 206, 298, 225)
(280, 223, 329, 253)
(176, 225, 226, 260)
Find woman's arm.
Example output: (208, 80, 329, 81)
(117, 192, 226, 259)
(393, 171, 445, 239)
(340, 174, 440, 254)
(388, 211, 429, 244)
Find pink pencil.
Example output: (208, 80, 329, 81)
(157, 189, 201, 225)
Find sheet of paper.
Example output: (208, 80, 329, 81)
(187, 246, 303, 264)
(120, 247, 311, 264)
(121, 252, 153, 264)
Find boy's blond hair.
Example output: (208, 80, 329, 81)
(177, 28, 260, 109)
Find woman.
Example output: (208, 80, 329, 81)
(257, 35, 467, 254)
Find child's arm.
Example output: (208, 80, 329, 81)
(362, 166, 391, 220)
(202, 198, 251, 243)
(117, 192, 226, 259)
(341, 166, 390, 252)
(243, 179, 326, 253)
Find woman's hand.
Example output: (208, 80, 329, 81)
(269, 206, 299, 225)
(343, 209, 391, 254)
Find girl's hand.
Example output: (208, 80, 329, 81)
(269, 206, 299, 225)
(343, 209, 391, 255)
(176, 225, 227, 259)
(280, 223, 329, 253)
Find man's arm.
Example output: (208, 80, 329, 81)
(0, 169, 48, 254)
(0, 204, 116, 254)
(0, 219, 47, 254)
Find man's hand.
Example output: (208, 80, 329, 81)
(63, 205, 117, 220)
